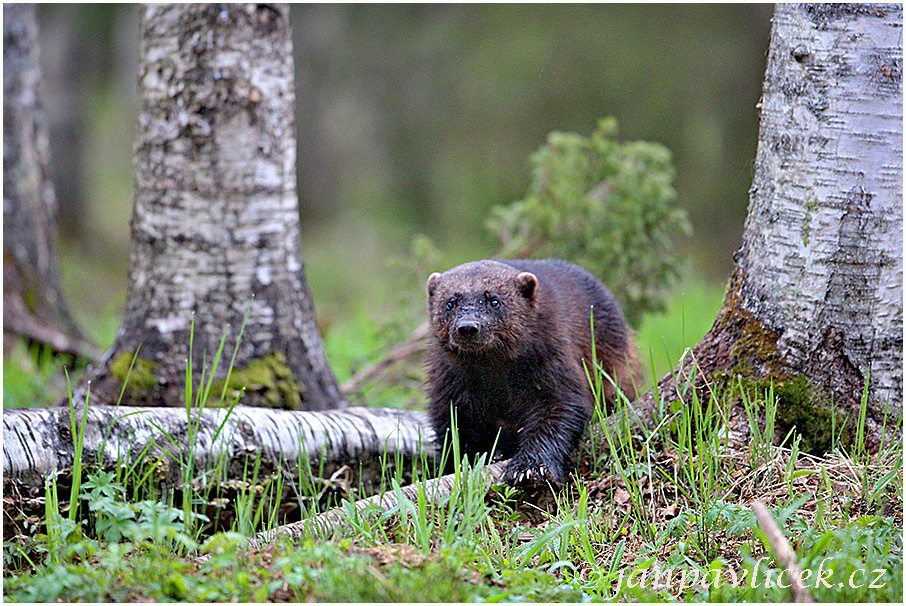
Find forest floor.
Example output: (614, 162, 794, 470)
(3, 276, 902, 602)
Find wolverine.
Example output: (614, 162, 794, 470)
(426, 259, 642, 486)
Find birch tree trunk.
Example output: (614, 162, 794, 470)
(635, 3, 902, 452)
(741, 3, 901, 421)
(74, 4, 345, 410)
(3, 4, 96, 359)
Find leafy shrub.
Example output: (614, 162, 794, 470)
(487, 117, 690, 326)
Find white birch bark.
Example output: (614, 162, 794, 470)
(738, 4, 902, 417)
(73, 4, 344, 410)
(626, 4, 902, 449)
(3, 405, 430, 489)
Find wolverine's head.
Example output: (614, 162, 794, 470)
(426, 260, 538, 356)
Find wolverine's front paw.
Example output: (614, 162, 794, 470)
(503, 453, 567, 487)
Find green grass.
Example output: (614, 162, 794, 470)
(635, 273, 725, 381)
(3, 272, 901, 602)
(2, 341, 68, 408)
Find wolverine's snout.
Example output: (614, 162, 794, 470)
(455, 320, 480, 338)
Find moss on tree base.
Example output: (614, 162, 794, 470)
(706, 275, 851, 454)
(212, 351, 306, 410)
(106, 350, 306, 409)
(110, 352, 159, 402)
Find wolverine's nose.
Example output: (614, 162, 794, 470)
(456, 321, 480, 338)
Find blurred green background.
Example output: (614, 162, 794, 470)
(30, 4, 772, 401)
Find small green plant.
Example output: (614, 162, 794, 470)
(739, 377, 797, 477)
(2, 341, 71, 408)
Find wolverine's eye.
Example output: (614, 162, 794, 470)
(445, 299, 456, 311)
(488, 298, 500, 309)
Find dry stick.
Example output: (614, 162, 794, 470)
(751, 501, 815, 603)
(4, 309, 102, 360)
(340, 323, 430, 394)
(245, 461, 508, 550)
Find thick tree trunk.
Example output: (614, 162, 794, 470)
(74, 4, 345, 410)
(3, 4, 97, 359)
(737, 4, 901, 422)
(634, 4, 902, 451)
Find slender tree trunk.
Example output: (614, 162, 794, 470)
(634, 3, 902, 451)
(38, 4, 89, 241)
(3, 4, 97, 359)
(74, 4, 345, 410)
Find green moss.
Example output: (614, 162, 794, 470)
(110, 352, 158, 399)
(728, 311, 784, 378)
(775, 375, 850, 453)
(212, 351, 305, 410)
(712, 287, 847, 454)
(728, 374, 849, 455)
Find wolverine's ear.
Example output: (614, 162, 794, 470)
(515, 272, 537, 299)
(427, 272, 442, 298)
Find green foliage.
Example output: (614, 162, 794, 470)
(487, 117, 691, 326)
(701, 514, 904, 602)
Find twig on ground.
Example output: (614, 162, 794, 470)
(751, 501, 814, 603)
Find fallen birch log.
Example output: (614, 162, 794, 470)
(3, 405, 433, 489)
(245, 460, 507, 549)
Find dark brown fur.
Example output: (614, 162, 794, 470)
(426, 259, 643, 486)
